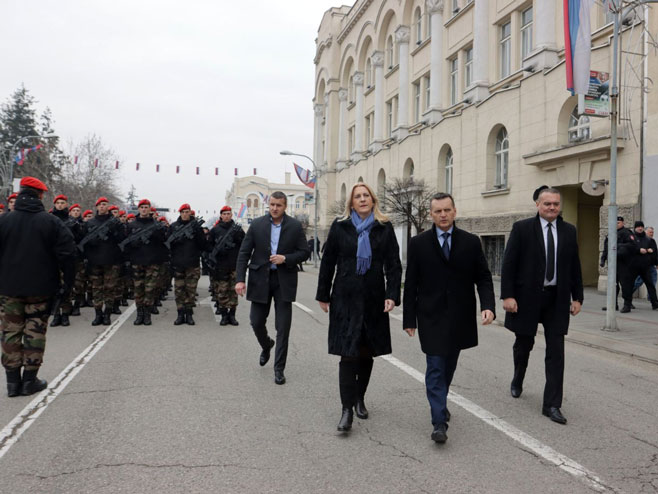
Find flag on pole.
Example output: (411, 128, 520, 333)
(196, 167, 200, 175)
(14, 144, 43, 165)
(94, 158, 99, 168)
(215, 167, 219, 176)
(156, 164, 160, 172)
(176, 166, 180, 174)
(73, 155, 79, 165)
(564, 0, 594, 95)
(115, 161, 119, 169)
(253, 168, 257, 175)
(136, 162, 140, 171)
(293, 163, 316, 189)
(234, 168, 238, 176)
(237, 203, 247, 218)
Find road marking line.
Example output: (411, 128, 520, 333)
(381, 354, 612, 493)
(293, 302, 314, 315)
(0, 304, 136, 460)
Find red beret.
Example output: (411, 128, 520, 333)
(20, 176, 48, 191)
(108, 205, 119, 211)
(179, 203, 191, 212)
(119, 210, 126, 216)
(158, 216, 168, 222)
(83, 209, 93, 217)
(95, 197, 109, 206)
(53, 194, 68, 203)
(7, 193, 17, 201)
(191, 210, 196, 216)
(220, 206, 232, 212)
(69, 203, 81, 211)
(150, 206, 157, 212)
(126, 213, 136, 219)
(0, 204, 4, 209)
(136, 199, 150, 207)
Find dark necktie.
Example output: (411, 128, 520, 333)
(441, 232, 450, 260)
(546, 223, 555, 282)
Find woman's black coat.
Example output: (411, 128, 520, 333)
(316, 217, 402, 357)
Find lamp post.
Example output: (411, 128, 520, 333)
(2, 134, 58, 194)
(280, 150, 319, 268)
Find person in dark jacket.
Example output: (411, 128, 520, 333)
(316, 182, 402, 433)
(81, 197, 125, 326)
(622, 221, 658, 311)
(633, 225, 658, 299)
(168, 203, 206, 325)
(208, 206, 245, 326)
(403, 192, 495, 443)
(0, 177, 76, 397)
(600, 216, 637, 311)
(124, 199, 166, 325)
(67, 203, 87, 316)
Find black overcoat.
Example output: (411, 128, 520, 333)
(236, 213, 309, 303)
(500, 214, 584, 336)
(403, 225, 495, 356)
(316, 218, 402, 357)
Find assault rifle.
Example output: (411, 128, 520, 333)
(164, 217, 205, 249)
(207, 223, 242, 271)
(78, 217, 121, 252)
(118, 220, 164, 252)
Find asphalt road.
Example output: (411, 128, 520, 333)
(0, 271, 656, 493)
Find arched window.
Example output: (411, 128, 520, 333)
(253, 198, 258, 208)
(568, 107, 591, 143)
(414, 8, 422, 44)
(495, 128, 509, 188)
(387, 36, 394, 68)
(247, 198, 252, 208)
(366, 58, 372, 87)
(358, 176, 364, 183)
(340, 183, 347, 203)
(445, 149, 454, 195)
(403, 158, 415, 179)
(377, 169, 386, 205)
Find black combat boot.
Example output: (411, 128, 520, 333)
(185, 309, 195, 326)
(143, 308, 152, 326)
(83, 293, 93, 307)
(71, 301, 81, 316)
(91, 308, 104, 326)
(228, 308, 239, 326)
(134, 306, 144, 325)
(50, 312, 62, 327)
(60, 313, 71, 327)
(120, 298, 128, 307)
(102, 308, 112, 325)
(6, 368, 22, 398)
(20, 369, 47, 396)
(155, 298, 162, 307)
(219, 308, 229, 326)
(112, 301, 122, 315)
(150, 305, 159, 314)
(174, 309, 185, 325)
(215, 304, 221, 315)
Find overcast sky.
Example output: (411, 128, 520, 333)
(0, 0, 341, 218)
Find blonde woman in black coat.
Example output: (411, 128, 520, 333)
(316, 182, 402, 432)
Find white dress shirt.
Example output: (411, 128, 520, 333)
(539, 216, 558, 286)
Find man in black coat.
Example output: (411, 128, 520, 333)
(235, 192, 309, 385)
(624, 220, 658, 312)
(0, 177, 76, 397)
(403, 193, 495, 443)
(600, 216, 637, 311)
(501, 187, 584, 425)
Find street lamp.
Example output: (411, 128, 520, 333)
(2, 134, 58, 194)
(280, 150, 319, 268)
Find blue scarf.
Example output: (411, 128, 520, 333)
(351, 210, 375, 275)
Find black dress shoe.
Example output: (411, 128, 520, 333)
(259, 339, 275, 366)
(511, 382, 522, 398)
(21, 378, 48, 396)
(60, 314, 70, 326)
(631, 303, 636, 309)
(337, 407, 353, 432)
(50, 314, 62, 327)
(542, 406, 567, 424)
(445, 408, 451, 422)
(620, 305, 631, 313)
(355, 400, 368, 419)
(274, 370, 286, 385)
(431, 423, 448, 443)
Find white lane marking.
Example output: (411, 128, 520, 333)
(293, 302, 315, 315)
(0, 304, 136, 460)
(381, 354, 612, 493)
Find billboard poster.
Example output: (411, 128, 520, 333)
(584, 70, 610, 117)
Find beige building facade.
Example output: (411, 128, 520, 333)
(314, 0, 657, 288)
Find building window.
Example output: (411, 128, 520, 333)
(387, 100, 394, 137)
(452, 0, 459, 14)
(483, 235, 506, 276)
(413, 81, 421, 122)
(604, 4, 615, 25)
(254, 198, 259, 208)
(424, 75, 431, 111)
(425, 8, 431, 39)
(495, 127, 509, 188)
(366, 58, 372, 87)
(445, 148, 454, 194)
(500, 21, 511, 79)
(415, 7, 422, 44)
(568, 107, 591, 143)
(521, 7, 533, 60)
(365, 113, 373, 144)
(387, 36, 395, 68)
(465, 47, 473, 88)
(247, 198, 252, 208)
(450, 58, 459, 105)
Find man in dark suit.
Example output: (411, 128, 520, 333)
(235, 191, 309, 385)
(403, 193, 495, 443)
(501, 187, 584, 425)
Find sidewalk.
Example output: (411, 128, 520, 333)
(300, 262, 658, 365)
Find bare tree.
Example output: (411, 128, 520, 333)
(382, 177, 436, 245)
(326, 200, 346, 220)
(293, 212, 310, 234)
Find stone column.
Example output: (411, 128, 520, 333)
(351, 71, 365, 161)
(371, 50, 385, 152)
(337, 88, 348, 170)
(465, 0, 490, 103)
(313, 103, 324, 171)
(323, 92, 331, 168)
(424, 0, 443, 124)
(394, 25, 410, 140)
(525, 0, 559, 70)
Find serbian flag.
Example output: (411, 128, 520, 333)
(237, 203, 247, 218)
(293, 163, 315, 189)
(15, 145, 41, 165)
(564, 0, 594, 95)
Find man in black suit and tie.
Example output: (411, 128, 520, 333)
(501, 187, 583, 424)
(403, 193, 496, 443)
(235, 192, 309, 385)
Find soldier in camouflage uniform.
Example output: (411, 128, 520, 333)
(67, 203, 86, 316)
(208, 206, 245, 326)
(81, 197, 125, 326)
(124, 199, 167, 325)
(167, 204, 206, 325)
(0, 177, 75, 397)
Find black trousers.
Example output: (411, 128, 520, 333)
(622, 264, 658, 306)
(249, 270, 292, 372)
(513, 288, 565, 409)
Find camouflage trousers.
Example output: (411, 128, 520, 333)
(1, 296, 50, 371)
(89, 264, 121, 309)
(214, 270, 238, 309)
(174, 266, 200, 310)
(159, 262, 172, 295)
(133, 264, 159, 307)
(71, 259, 86, 304)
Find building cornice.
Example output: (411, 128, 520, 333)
(314, 35, 333, 65)
(337, 0, 375, 45)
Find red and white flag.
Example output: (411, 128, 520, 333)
(253, 168, 257, 175)
(115, 161, 119, 169)
(94, 159, 99, 168)
(215, 167, 218, 176)
(156, 164, 160, 173)
(73, 155, 79, 165)
(234, 168, 238, 176)
(176, 166, 180, 174)
(136, 162, 140, 171)
(196, 167, 200, 175)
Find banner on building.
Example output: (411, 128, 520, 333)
(583, 70, 610, 117)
